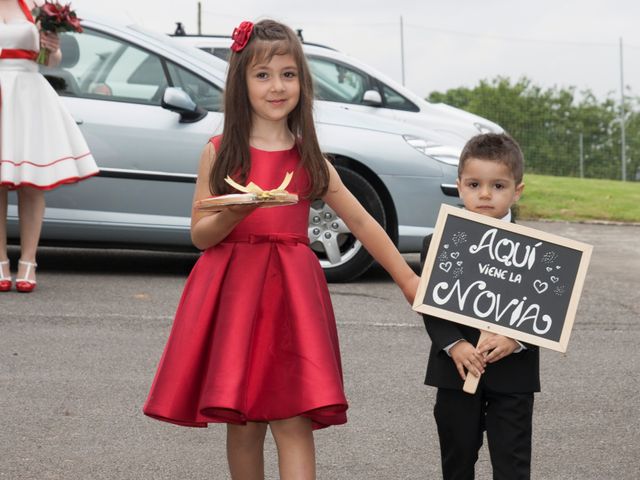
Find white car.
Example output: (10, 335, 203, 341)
(171, 35, 503, 147)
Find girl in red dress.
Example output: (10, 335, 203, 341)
(143, 19, 419, 479)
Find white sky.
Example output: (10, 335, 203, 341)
(74, 0, 640, 101)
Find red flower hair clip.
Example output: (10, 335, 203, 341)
(231, 21, 254, 52)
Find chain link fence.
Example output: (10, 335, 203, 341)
(394, 27, 640, 184)
(428, 78, 640, 182)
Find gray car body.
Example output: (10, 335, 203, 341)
(7, 16, 461, 276)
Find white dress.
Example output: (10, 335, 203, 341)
(0, 1, 99, 190)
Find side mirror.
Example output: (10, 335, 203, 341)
(362, 89, 382, 106)
(161, 87, 208, 123)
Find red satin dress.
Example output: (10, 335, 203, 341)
(143, 137, 348, 430)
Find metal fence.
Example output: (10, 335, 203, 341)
(428, 80, 640, 182)
(498, 96, 631, 181)
(421, 33, 640, 182)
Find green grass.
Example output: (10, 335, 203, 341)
(517, 174, 640, 223)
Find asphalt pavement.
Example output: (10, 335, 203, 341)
(1, 221, 638, 479)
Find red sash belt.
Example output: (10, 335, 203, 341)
(224, 233, 310, 246)
(0, 49, 38, 61)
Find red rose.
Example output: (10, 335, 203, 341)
(230, 21, 254, 52)
(41, 2, 60, 17)
(67, 14, 82, 33)
(60, 5, 71, 19)
(36, 1, 83, 34)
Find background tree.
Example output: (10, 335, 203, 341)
(428, 77, 639, 181)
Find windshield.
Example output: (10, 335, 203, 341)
(128, 25, 229, 76)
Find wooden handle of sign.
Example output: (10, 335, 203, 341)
(462, 330, 491, 395)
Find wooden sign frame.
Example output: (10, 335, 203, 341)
(413, 204, 593, 353)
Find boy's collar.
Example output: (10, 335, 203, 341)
(462, 208, 512, 222)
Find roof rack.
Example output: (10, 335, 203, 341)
(169, 27, 337, 52)
(169, 33, 232, 39)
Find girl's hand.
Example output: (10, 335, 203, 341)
(450, 340, 486, 380)
(194, 203, 259, 224)
(190, 143, 262, 250)
(401, 273, 420, 305)
(476, 333, 519, 363)
(226, 203, 260, 218)
(40, 31, 60, 52)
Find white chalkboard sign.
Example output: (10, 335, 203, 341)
(413, 204, 593, 353)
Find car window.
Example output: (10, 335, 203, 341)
(212, 48, 230, 62)
(184, 46, 419, 113)
(166, 62, 223, 111)
(194, 46, 230, 62)
(307, 56, 370, 104)
(43, 28, 169, 105)
(381, 84, 420, 112)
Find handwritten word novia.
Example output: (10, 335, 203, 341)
(432, 228, 552, 335)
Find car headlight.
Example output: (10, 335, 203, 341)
(403, 135, 461, 166)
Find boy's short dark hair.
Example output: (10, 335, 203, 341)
(459, 133, 524, 184)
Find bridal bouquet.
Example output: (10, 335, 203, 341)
(35, 1, 83, 65)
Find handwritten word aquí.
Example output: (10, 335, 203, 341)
(469, 228, 542, 270)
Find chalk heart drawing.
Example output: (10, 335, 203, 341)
(550, 276, 560, 283)
(546, 267, 553, 272)
(450, 251, 460, 259)
(533, 280, 548, 294)
(457, 261, 463, 266)
(439, 261, 452, 273)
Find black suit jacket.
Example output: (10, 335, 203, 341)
(420, 234, 541, 393)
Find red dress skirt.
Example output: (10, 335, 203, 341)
(143, 139, 348, 429)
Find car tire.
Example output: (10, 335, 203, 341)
(309, 166, 386, 282)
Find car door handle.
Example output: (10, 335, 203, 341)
(74, 117, 84, 125)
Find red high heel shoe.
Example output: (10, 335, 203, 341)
(15, 260, 37, 293)
(0, 260, 11, 292)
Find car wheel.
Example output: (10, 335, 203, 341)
(308, 166, 386, 282)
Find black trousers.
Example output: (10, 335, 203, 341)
(433, 387, 534, 480)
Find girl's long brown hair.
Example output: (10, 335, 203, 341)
(209, 19, 329, 199)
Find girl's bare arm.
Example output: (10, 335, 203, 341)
(190, 143, 257, 250)
(322, 160, 419, 303)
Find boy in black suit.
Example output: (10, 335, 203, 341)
(421, 133, 539, 480)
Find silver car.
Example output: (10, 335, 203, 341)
(172, 35, 503, 145)
(7, 16, 461, 281)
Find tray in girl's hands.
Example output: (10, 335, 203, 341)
(195, 192, 299, 211)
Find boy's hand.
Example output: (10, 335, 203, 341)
(450, 340, 486, 380)
(476, 333, 519, 363)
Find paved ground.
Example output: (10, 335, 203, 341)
(1, 221, 639, 479)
